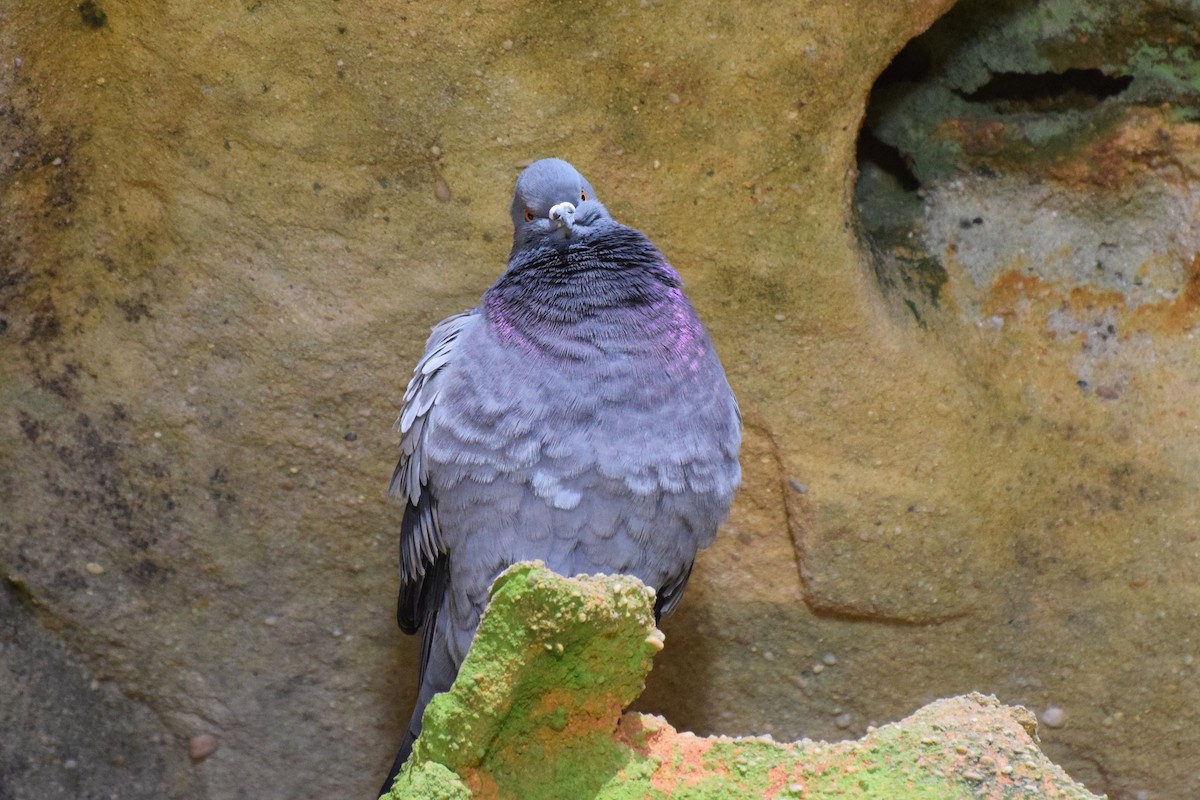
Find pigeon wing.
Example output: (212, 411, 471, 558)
(653, 559, 694, 621)
(389, 311, 477, 635)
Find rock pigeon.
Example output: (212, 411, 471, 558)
(379, 158, 741, 795)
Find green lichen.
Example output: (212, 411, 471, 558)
(385, 562, 660, 799)
(390, 762, 471, 800)
(382, 564, 1098, 799)
(1126, 41, 1200, 108)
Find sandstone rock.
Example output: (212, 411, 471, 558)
(3, 1, 1198, 798)
(0, 579, 196, 799)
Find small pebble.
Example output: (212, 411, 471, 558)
(834, 712, 852, 729)
(189, 733, 220, 762)
(1040, 706, 1067, 728)
(821, 652, 838, 666)
(85, 562, 104, 575)
(774, 313, 786, 322)
(95, 77, 105, 86)
(430, 145, 441, 157)
(502, 39, 514, 50)
(435, 179, 451, 203)
(811, 663, 824, 674)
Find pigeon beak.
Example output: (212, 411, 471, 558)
(548, 201, 576, 234)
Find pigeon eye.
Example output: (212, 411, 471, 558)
(523, 209, 534, 222)
(580, 190, 588, 201)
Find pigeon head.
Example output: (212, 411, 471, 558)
(509, 158, 612, 255)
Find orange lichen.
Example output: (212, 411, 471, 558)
(1044, 108, 1200, 191)
(763, 761, 808, 799)
(984, 268, 1132, 324)
(615, 715, 719, 795)
(1132, 253, 1200, 334)
(934, 117, 1012, 159)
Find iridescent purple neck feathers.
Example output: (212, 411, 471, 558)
(483, 224, 694, 359)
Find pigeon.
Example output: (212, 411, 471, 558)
(379, 158, 741, 795)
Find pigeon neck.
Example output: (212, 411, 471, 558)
(483, 224, 686, 355)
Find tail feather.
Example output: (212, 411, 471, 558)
(378, 613, 460, 798)
(378, 726, 416, 798)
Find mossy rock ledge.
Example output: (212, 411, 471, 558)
(382, 562, 1100, 800)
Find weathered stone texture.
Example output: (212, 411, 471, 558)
(4, 1, 1199, 798)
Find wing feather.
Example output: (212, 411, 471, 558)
(654, 559, 695, 621)
(389, 311, 477, 633)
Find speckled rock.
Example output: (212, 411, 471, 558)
(3, 0, 1198, 798)
(0, 579, 196, 798)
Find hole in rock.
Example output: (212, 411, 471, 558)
(854, 0, 1200, 326)
(960, 68, 1134, 112)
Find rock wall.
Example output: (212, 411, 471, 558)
(3, 1, 1197, 798)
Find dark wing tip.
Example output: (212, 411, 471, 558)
(654, 559, 696, 622)
(396, 493, 447, 634)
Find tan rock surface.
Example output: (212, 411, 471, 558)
(4, 1, 1198, 798)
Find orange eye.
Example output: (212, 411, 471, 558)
(580, 190, 588, 201)
(524, 209, 534, 222)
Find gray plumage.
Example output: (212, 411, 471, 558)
(380, 158, 741, 794)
